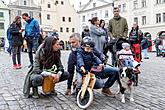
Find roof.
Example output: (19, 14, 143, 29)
(80, 0, 112, 11)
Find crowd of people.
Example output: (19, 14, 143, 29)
(4, 7, 159, 99)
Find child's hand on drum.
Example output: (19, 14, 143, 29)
(51, 74, 60, 83)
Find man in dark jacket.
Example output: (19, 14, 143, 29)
(65, 34, 122, 96)
(22, 13, 40, 68)
(108, 7, 128, 39)
(154, 37, 162, 56)
(129, 22, 143, 62)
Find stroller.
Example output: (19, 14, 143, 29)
(104, 38, 140, 85)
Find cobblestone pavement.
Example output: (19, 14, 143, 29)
(0, 51, 165, 110)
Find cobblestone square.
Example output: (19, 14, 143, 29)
(0, 51, 165, 110)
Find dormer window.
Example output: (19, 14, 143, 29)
(24, 0, 27, 5)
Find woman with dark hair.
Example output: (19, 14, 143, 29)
(10, 16, 24, 69)
(90, 17, 106, 52)
(23, 36, 69, 98)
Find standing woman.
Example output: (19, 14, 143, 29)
(99, 19, 109, 44)
(23, 36, 69, 98)
(99, 19, 109, 55)
(10, 16, 23, 69)
(90, 17, 106, 53)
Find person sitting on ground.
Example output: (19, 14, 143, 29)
(23, 36, 69, 98)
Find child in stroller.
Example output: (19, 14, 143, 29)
(118, 43, 137, 69)
(117, 42, 141, 86)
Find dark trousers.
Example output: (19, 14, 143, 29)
(26, 38, 39, 65)
(67, 71, 74, 89)
(155, 46, 160, 56)
(12, 46, 21, 65)
(31, 71, 69, 87)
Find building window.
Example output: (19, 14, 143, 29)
(48, 4, 51, 8)
(82, 15, 85, 22)
(133, 0, 138, 9)
(93, 3, 96, 8)
(61, 1, 64, 5)
(72, 28, 75, 32)
(18, 10, 21, 16)
(94, 13, 97, 17)
(62, 17, 65, 22)
(29, 11, 33, 17)
(142, 16, 146, 25)
(68, 17, 71, 22)
(163, 13, 165, 22)
(0, 12, 4, 17)
(156, 0, 161, 4)
(60, 27, 63, 32)
(105, 10, 108, 18)
(47, 14, 50, 20)
(142, 0, 146, 7)
(24, 0, 27, 5)
(99, 10, 102, 17)
(55, 0, 58, 5)
(118, 5, 121, 11)
(66, 27, 69, 32)
(134, 17, 138, 24)
(156, 13, 161, 23)
(0, 23, 4, 29)
(123, 3, 126, 12)
(91, 14, 94, 18)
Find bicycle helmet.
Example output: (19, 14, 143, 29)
(82, 36, 95, 48)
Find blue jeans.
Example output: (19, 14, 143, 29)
(26, 38, 39, 64)
(143, 48, 149, 58)
(98, 65, 119, 88)
(76, 72, 104, 89)
(124, 59, 133, 67)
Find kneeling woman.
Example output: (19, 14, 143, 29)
(23, 36, 69, 98)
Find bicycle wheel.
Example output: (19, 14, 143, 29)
(77, 87, 93, 109)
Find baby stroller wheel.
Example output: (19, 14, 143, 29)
(77, 87, 93, 109)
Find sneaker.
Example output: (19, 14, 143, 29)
(13, 64, 17, 69)
(17, 64, 22, 69)
(65, 89, 71, 96)
(102, 88, 115, 97)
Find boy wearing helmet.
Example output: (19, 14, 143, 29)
(76, 37, 104, 93)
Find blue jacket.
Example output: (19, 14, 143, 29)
(141, 38, 149, 50)
(76, 47, 102, 74)
(25, 17, 40, 39)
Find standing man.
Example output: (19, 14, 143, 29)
(129, 22, 143, 62)
(108, 7, 128, 66)
(22, 13, 40, 68)
(154, 37, 162, 57)
(109, 7, 128, 39)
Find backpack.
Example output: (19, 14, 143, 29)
(7, 27, 12, 42)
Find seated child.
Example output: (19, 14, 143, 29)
(76, 38, 104, 93)
(119, 43, 134, 68)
